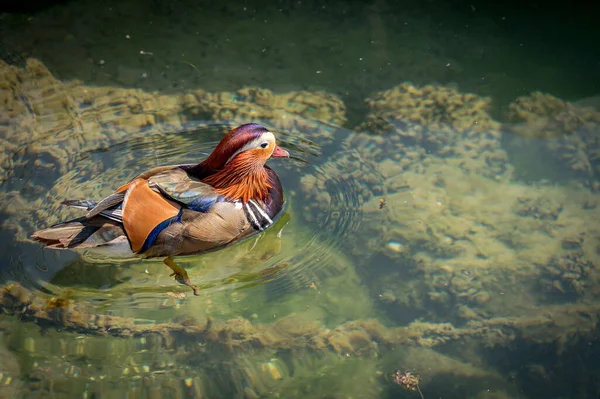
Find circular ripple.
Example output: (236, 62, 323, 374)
(4, 120, 369, 318)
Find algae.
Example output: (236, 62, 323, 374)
(1, 58, 600, 398)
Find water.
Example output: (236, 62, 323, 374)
(1, 0, 600, 398)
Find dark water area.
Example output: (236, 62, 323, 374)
(1, 0, 599, 120)
(1, 0, 600, 398)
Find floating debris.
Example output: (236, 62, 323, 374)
(391, 370, 424, 399)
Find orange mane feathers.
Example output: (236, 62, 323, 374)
(202, 150, 272, 203)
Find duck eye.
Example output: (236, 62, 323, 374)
(260, 142, 269, 149)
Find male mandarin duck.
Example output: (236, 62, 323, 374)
(31, 123, 289, 295)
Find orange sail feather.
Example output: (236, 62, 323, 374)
(122, 179, 181, 253)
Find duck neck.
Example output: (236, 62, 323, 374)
(201, 158, 272, 203)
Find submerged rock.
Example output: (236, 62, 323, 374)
(298, 82, 600, 326)
(504, 91, 600, 190)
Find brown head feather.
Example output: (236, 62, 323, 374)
(200, 124, 268, 172)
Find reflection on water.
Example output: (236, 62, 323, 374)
(1, 2, 600, 398)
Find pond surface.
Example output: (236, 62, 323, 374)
(1, 1, 600, 398)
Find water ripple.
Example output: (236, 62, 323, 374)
(3, 120, 367, 321)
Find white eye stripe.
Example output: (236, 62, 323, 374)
(225, 132, 275, 164)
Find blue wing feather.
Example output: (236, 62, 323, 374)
(187, 196, 218, 212)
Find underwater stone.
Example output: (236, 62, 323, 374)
(386, 241, 405, 253)
(23, 337, 35, 353)
(505, 91, 600, 190)
(472, 291, 490, 306)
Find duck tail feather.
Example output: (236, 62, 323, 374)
(61, 200, 99, 211)
(31, 217, 125, 249)
(87, 193, 125, 218)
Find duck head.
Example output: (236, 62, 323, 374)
(197, 123, 289, 203)
(201, 123, 289, 171)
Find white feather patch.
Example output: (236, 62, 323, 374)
(225, 132, 275, 164)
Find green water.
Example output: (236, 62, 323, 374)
(1, 0, 600, 398)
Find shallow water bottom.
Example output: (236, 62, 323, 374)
(1, 1, 600, 396)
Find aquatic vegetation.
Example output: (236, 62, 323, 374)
(358, 82, 512, 179)
(185, 87, 347, 145)
(360, 82, 500, 133)
(505, 92, 600, 190)
(299, 83, 600, 327)
(505, 92, 600, 140)
(2, 58, 600, 398)
(2, 282, 599, 397)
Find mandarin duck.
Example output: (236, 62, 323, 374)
(31, 123, 289, 295)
